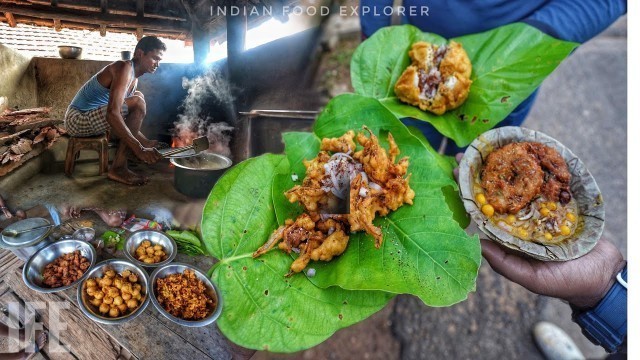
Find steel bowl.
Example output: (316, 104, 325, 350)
(124, 230, 177, 268)
(23, 239, 97, 293)
(149, 263, 222, 327)
(77, 259, 150, 325)
(58, 46, 82, 59)
(72, 227, 96, 242)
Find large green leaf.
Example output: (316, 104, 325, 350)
(282, 132, 321, 182)
(281, 94, 481, 306)
(351, 23, 578, 146)
(201, 154, 391, 352)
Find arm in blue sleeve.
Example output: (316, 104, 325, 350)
(359, 0, 395, 38)
(523, 0, 626, 43)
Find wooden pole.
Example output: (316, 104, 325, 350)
(227, 5, 247, 108)
(4, 12, 16, 27)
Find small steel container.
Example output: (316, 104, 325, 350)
(124, 230, 177, 268)
(22, 239, 97, 293)
(1, 218, 53, 253)
(149, 263, 222, 327)
(77, 259, 150, 325)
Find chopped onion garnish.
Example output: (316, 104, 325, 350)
(517, 206, 534, 221)
(291, 173, 298, 181)
(328, 227, 335, 235)
(369, 182, 382, 191)
(359, 187, 368, 197)
(292, 247, 300, 253)
(306, 268, 316, 277)
(360, 171, 368, 183)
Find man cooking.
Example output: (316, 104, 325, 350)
(64, 36, 164, 185)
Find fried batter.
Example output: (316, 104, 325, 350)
(394, 41, 472, 115)
(254, 127, 415, 274)
(527, 143, 572, 204)
(321, 130, 356, 153)
(481, 142, 573, 214)
(481, 143, 544, 214)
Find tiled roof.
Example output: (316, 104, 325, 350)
(0, 22, 181, 61)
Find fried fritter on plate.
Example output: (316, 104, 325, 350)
(253, 127, 415, 275)
(481, 142, 572, 214)
(394, 41, 472, 115)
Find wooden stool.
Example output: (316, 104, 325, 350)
(64, 133, 110, 176)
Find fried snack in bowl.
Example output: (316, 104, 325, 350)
(23, 239, 96, 293)
(458, 126, 604, 261)
(149, 263, 222, 327)
(394, 41, 472, 115)
(77, 259, 150, 324)
(124, 230, 177, 268)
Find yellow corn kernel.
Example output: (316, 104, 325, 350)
(547, 202, 558, 211)
(560, 225, 571, 236)
(544, 232, 553, 241)
(540, 208, 550, 217)
(566, 213, 576, 222)
(481, 204, 494, 217)
(518, 228, 528, 238)
(506, 215, 516, 225)
(476, 193, 487, 205)
(539, 203, 547, 209)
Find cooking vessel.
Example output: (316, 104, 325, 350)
(170, 151, 232, 198)
(58, 46, 82, 59)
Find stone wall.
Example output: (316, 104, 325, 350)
(0, 44, 37, 110)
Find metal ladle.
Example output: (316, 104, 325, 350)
(2, 224, 55, 237)
(161, 136, 209, 158)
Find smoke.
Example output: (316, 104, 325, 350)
(173, 67, 235, 157)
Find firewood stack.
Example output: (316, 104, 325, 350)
(0, 107, 65, 177)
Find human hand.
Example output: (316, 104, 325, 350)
(133, 146, 162, 164)
(482, 238, 625, 309)
(452, 152, 625, 309)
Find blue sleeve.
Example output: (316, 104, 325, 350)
(523, 0, 626, 43)
(359, 0, 395, 38)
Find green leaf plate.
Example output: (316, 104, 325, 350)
(351, 23, 578, 147)
(202, 154, 392, 352)
(280, 94, 481, 306)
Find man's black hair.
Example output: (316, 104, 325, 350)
(135, 36, 167, 54)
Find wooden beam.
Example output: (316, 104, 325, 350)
(100, 23, 106, 36)
(0, 3, 190, 32)
(29, 0, 187, 21)
(53, 18, 61, 31)
(4, 12, 16, 27)
(1, 13, 190, 39)
(136, 27, 143, 40)
(100, 0, 108, 14)
(51, 0, 58, 6)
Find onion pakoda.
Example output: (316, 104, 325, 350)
(394, 41, 472, 115)
(253, 127, 415, 275)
